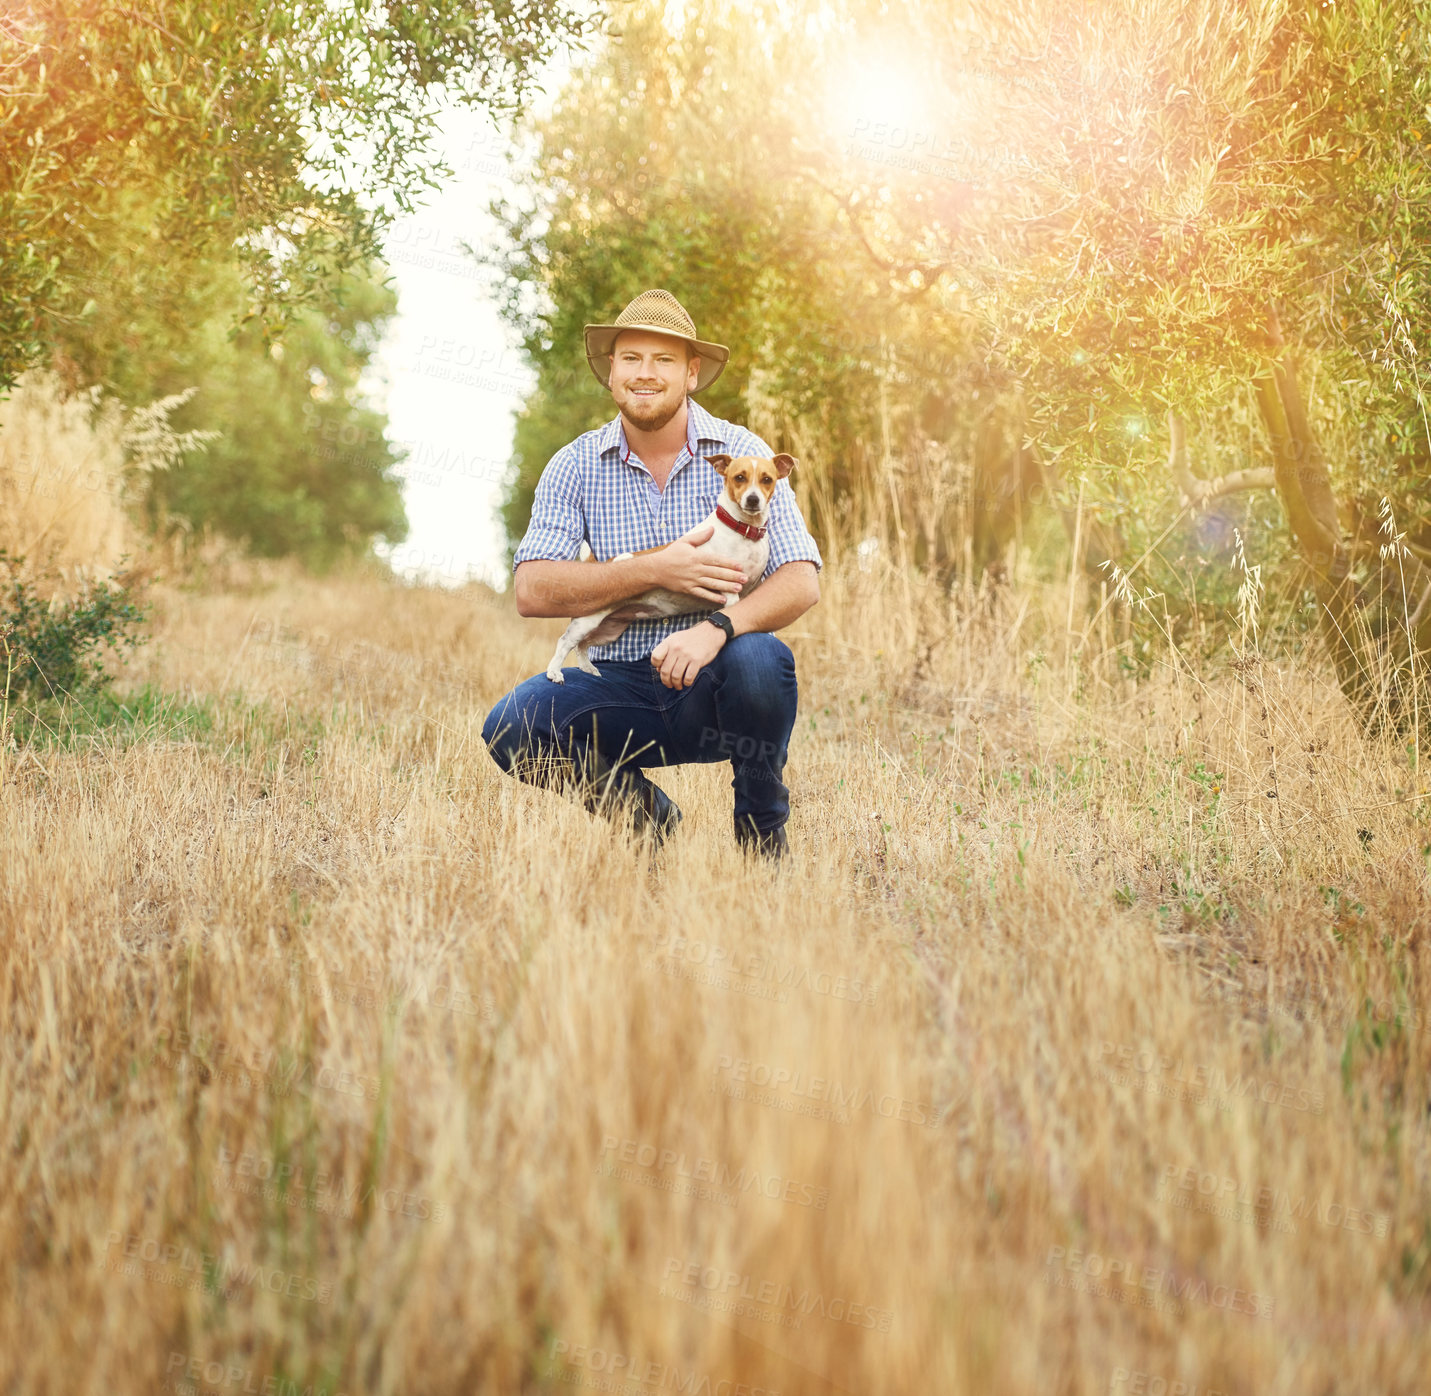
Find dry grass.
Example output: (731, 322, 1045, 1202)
(0, 367, 220, 596)
(0, 368, 138, 590)
(2, 547, 1429, 1396)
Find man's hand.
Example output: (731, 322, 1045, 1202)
(515, 523, 751, 617)
(650, 523, 746, 604)
(650, 618, 726, 689)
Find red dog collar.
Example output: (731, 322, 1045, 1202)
(715, 502, 766, 540)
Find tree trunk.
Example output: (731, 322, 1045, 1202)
(1254, 307, 1431, 735)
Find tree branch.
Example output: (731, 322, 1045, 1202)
(797, 164, 955, 289)
(1166, 411, 1276, 508)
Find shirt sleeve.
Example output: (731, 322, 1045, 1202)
(512, 448, 585, 570)
(733, 429, 823, 578)
(762, 477, 824, 577)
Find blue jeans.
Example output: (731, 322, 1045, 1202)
(481, 633, 799, 835)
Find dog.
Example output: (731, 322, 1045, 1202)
(545, 452, 795, 683)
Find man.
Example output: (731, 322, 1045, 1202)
(481, 288, 823, 859)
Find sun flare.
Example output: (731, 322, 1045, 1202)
(825, 55, 940, 148)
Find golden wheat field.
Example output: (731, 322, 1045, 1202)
(2, 551, 1429, 1396)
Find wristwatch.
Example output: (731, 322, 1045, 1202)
(704, 611, 735, 642)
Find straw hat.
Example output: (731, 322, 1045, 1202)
(583, 289, 730, 393)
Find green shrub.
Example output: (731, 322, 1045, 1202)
(0, 550, 149, 704)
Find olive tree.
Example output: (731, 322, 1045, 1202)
(0, 0, 598, 392)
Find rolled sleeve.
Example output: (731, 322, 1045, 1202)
(512, 448, 585, 570)
(763, 478, 823, 577)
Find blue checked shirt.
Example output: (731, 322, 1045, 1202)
(513, 396, 823, 662)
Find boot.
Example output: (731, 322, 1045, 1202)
(577, 746, 683, 846)
(734, 818, 788, 861)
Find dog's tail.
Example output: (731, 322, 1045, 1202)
(578, 540, 594, 562)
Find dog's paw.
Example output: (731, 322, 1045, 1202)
(545, 667, 566, 684)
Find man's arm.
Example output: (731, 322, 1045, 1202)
(649, 561, 820, 689)
(723, 559, 819, 637)
(514, 524, 747, 617)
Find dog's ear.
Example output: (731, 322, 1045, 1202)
(706, 453, 733, 476)
(772, 453, 797, 479)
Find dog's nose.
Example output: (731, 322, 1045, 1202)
(743, 492, 762, 511)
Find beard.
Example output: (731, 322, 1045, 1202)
(618, 387, 683, 432)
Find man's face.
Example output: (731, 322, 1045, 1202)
(609, 330, 701, 431)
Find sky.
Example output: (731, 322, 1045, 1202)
(358, 98, 550, 593)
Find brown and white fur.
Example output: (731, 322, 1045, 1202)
(545, 453, 795, 683)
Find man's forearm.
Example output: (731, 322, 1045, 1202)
(723, 562, 820, 637)
(514, 557, 660, 618)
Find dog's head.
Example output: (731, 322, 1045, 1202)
(706, 453, 796, 517)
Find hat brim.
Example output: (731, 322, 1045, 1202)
(583, 321, 729, 393)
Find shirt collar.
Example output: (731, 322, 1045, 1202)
(684, 396, 729, 449)
(599, 397, 729, 465)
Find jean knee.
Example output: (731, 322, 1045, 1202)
(735, 632, 793, 665)
(719, 634, 797, 721)
(482, 695, 530, 771)
(480, 701, 501, 749)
